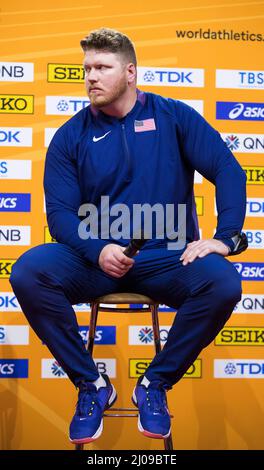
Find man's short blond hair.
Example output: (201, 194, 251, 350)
(80, 27, 137, 66)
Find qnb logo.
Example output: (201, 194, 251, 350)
(139, 327, 154, 344)
(224, 134, 240, 151)
(233, 294, 264, 314)
(130, 326, 170, 345)
(51, 360, 66, 377)
(0, 62, 34, 82)
(0, 226, 31, 245)
(221, 133, 264, 153)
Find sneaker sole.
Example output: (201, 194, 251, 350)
(69, 385, 117, 445)
(132, 387, 171, 440)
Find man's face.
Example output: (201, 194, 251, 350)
(83, 49, 130, 108)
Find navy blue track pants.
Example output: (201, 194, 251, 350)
(10, 243, 241, 388)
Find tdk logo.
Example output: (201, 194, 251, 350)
(215, 360, 264, 378)
(246, 199, 264, 217)
(234, 262, 264, 280)
(0, 359, 28, 378)
(216, 102, 264, 120)
(0, 127, 32, 147)
(0, 193, 31, 212)
(137, 67, 204, 87)
(0, 293, 21, 312)
(46, 96, 90, 115)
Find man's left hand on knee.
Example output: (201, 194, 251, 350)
(180, 239, 229, 266)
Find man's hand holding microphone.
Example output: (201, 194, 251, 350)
(98, 235, 147, 278)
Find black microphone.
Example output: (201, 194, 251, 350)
(123, 231, 149, 258)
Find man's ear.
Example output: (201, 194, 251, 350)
(127, 63, 137, 84)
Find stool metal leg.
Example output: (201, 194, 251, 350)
(75, 443, 84, 451)
(150, 304, 174, 450)
(87, 301, 99, 354)
(150, 304, 161, 355)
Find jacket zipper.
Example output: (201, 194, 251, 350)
(121, 122, 132, 183)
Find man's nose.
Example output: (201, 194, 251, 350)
(87, 68, 98, 82)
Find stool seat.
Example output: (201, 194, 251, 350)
(91, 293, 158, 305)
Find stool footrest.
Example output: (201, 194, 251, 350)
(104, 413, 138, 417)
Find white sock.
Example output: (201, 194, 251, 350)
(141, 376, 150, 388)
(92, 374, 106, 390)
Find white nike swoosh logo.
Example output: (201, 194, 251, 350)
(93, 131, 111, 142)
(79, 418, 88, 421)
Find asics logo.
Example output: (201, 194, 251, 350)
(93, 131, 111, 142)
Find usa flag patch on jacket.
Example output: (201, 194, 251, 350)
(134, 118, 156, 132)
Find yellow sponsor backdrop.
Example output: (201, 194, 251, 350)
(0, 0, 263, 450)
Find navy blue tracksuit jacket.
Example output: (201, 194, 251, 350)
(10, 89, 246, 387)
(44, 89, 246, 262)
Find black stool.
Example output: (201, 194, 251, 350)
(75, 293, 174, 450)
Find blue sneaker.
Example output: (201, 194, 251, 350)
(132, 376, 171, 439)
(69, 374, 117, 444)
